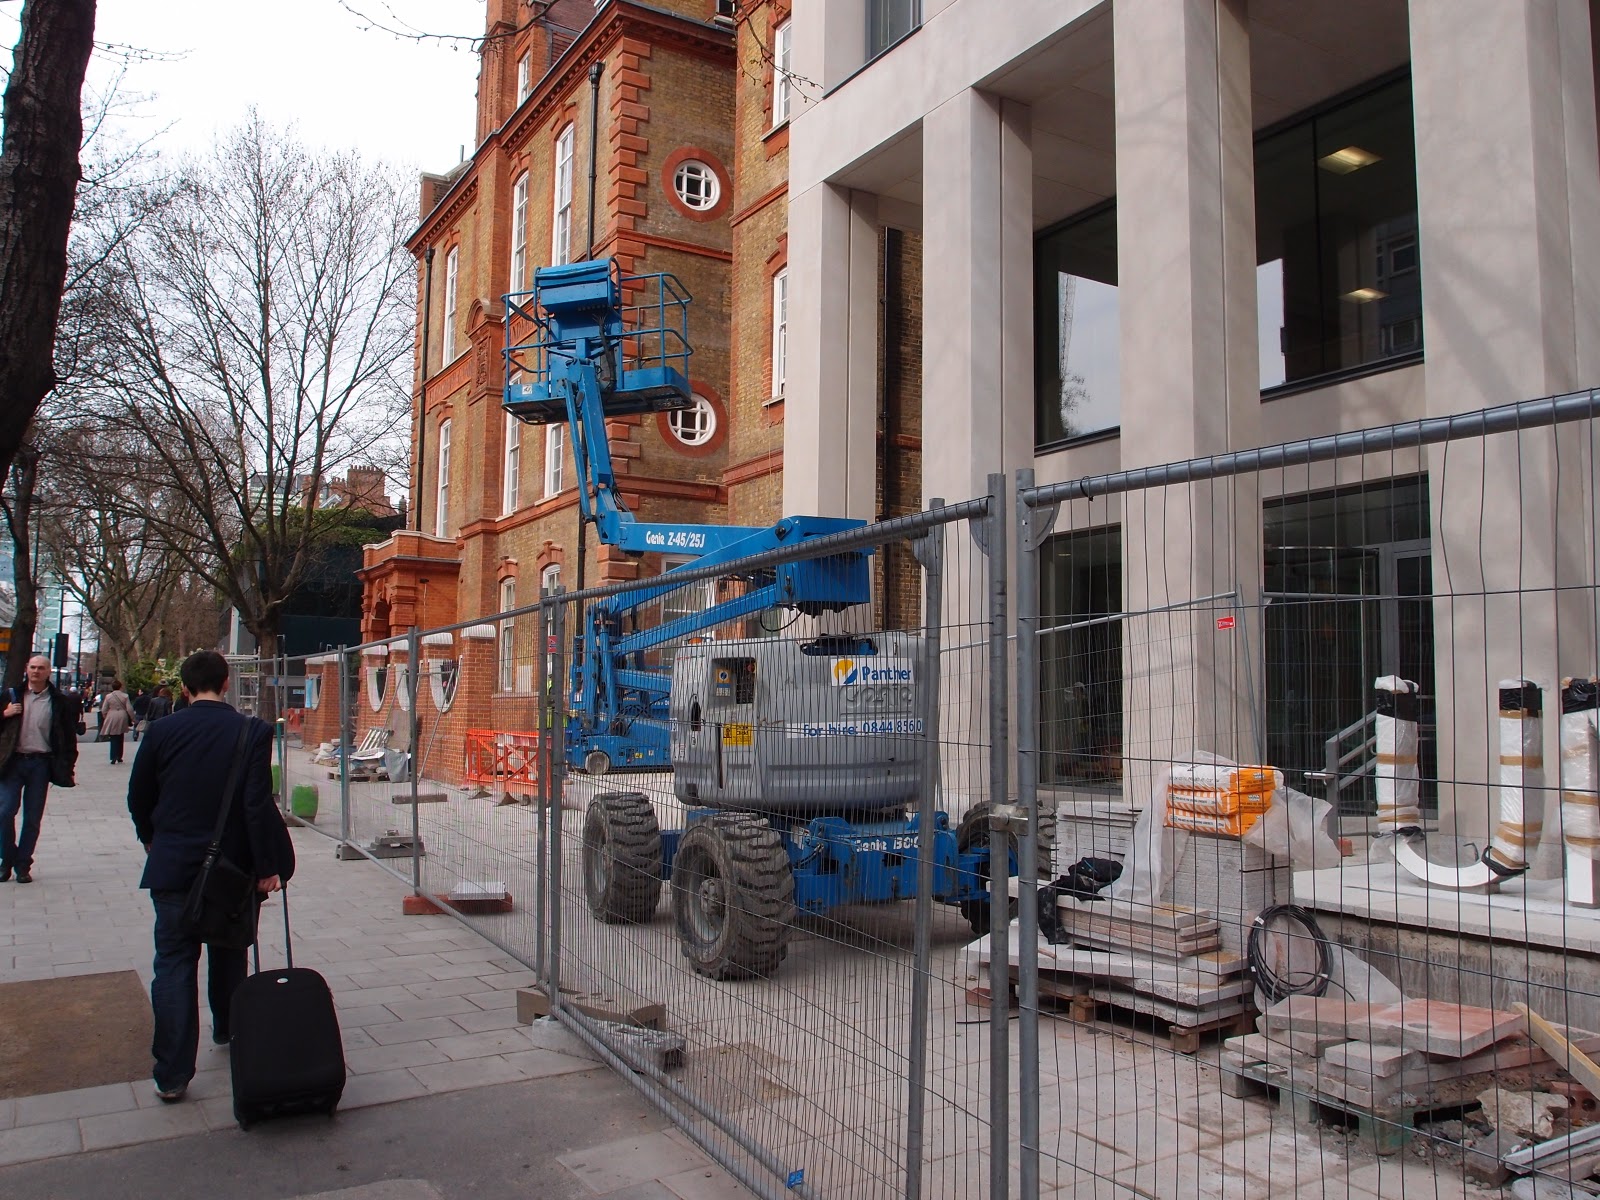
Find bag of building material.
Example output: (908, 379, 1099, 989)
(1242, 782, 1343, 869)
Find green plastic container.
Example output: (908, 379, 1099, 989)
(290, 783, 319, 822)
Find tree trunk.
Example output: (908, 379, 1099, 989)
(0, 0, 97, 480)
(5, 446, 41, 689)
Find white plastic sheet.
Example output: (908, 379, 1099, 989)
(1561, 677, 1600, 860)
(1242, 783, 1343, 870)
(1490, 678, 1543, 871)
(1110, 753, 1340, 904)
(1373, 675, 1422, 832)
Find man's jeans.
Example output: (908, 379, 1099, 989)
(0, 754, 50, 871)
(149, 891, 248, 1091)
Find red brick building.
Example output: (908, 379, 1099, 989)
(361, 0, 742, 654)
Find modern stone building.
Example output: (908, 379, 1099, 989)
(781, 0, 1600, 838)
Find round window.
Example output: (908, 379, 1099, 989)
(668, 396, 717, 446)
(672, 161, 720, 212)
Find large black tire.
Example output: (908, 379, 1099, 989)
(955, 801, 1057, 938)
(671, 812, 795, 980)
(583, 791, 663, 924)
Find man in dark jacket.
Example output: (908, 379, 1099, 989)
(128, 650, 294, 1103)
(0, 654, 81, 883)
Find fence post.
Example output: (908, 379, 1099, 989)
(534, 594, 550, 983)
(337, 647, 351, 847)
(548, 594, 567, 1000)
(981, 473, 1017, 1200)
(1015, 468, 1051, 1200)
(276, 710, 289, 815)
(407, 627, 421, 895)
(904, 514, 945, 1200)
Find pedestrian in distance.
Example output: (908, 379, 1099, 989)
(130, 688, 151, 741)
(146, 685, 173, 725)
(128, 649, 295, 1104)
(0, 654, 81, 883)
(99, 680, 135, 764)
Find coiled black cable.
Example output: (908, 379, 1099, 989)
(1248, 903, 1335, 1005)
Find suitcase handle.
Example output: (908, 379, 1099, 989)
(250, 885, 294, 975)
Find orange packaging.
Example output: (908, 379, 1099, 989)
(1164, 765, 1280, 838)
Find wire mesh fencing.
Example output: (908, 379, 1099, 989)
(242, 389, 1600, 1198)
(259, 482, 1034, 1199)
(1014, 389, 1600, 1199)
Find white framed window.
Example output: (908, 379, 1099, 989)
(498, 578, 517, 692)
(442, 245, 460, 362)
(770, 268, 788, 401)
(672, 161, 720, 211)
(772, 21, 793, 127)
(544, 423, 565, 497)
(541, 563, 562, 595)
(510, 172, 529, 296)
(435, 419, 452, 537)
(667, 395, 716, 446)
(502, 413, 522, 515)
(516, 52, 532, 104)
(552, 126, 575, 265)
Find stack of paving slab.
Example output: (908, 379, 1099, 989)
(1221, 994, 1533, 1145)
(968, 895, 1255, 1047)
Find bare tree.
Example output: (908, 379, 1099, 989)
(38, 422, 220, 676)
(0, 0, 97, 481)
(83, 116, 414, 672)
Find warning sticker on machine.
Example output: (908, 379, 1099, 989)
(789, 719, 925, 738)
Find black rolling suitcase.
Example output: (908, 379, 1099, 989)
(229, 887, 346, 1129)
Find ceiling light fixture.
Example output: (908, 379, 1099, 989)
(1342, 286, 1388, 303)
(1318, 146, 1382, 174)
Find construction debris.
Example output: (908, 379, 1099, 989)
(1478, 1086, 1570, 1139)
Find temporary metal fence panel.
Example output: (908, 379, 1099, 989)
(1015, 389, 1600, 1199)
(267, 483, 1019, 1199)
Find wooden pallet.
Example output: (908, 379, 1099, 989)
(969, 973, 1254, 1054)
(1219, 1053, 1485, 1155)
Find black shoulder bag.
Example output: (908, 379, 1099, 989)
(180, 717, 260, 949)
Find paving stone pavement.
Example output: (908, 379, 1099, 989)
(0, 736, 752, 1198)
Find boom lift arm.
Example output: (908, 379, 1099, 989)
(503, 259, 871, 772)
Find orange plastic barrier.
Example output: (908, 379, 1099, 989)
(464, 729, 542, 790)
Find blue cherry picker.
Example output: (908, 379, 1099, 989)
(503, 259, 1034, 978)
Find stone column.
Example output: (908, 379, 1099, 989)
(1113, 0, 1261, 803)
(920, 89, 1034, 508)
(782, 183, 881, 521)
(918, 88, 1034, 810)
(1410, 0, 1600, 847)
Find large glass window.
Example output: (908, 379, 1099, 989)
(1032, 75, 1422, 448)
(502, 412, 521, 515)
(498, 578, 516, 693)
(510, 172, 529, 297)
(1034, 205, 1119, 447)
(867, 0, 918, 59)
(1264, 476, 1434, 813)
(442, 245, 459, 362)
(552, 126, 574, 265)
(1256, 76, 1421, 388)
(1039, 527, 1123, 786)
(435, 419, 452, 538)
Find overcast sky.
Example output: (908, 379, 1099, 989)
(3, 0, 487, 171)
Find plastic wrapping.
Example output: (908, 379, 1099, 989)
(1111, 754, 1339, 904)
(1561, 677, 1600, 860)
(1106, 760, 1187, 905)
(1373, 676, 1423, 832)
(1489, 678, 1543, 871)
(1242, 782, 1343, 870)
